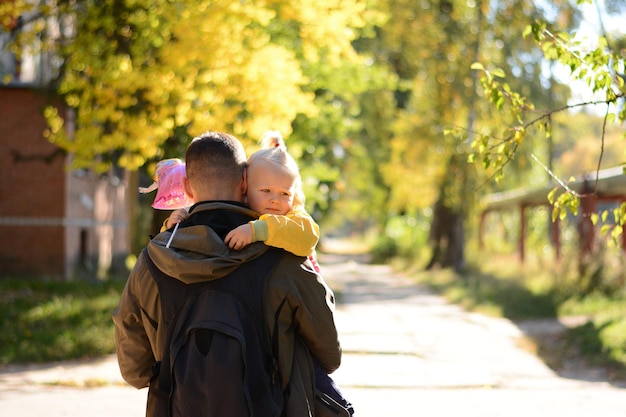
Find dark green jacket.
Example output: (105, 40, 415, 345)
(113, 201, 341, 416)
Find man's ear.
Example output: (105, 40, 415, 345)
(241, 166, 248, 197)
(183, 176, 195, 201)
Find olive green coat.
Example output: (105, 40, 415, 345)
(113, 202, 341, 417)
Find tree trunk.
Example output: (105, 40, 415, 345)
(426, 198, 465, 272)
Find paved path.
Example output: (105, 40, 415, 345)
(322, 255, 626, 417)
(1, 253, 625, 416)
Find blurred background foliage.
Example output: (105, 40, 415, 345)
(2, 0, 624, 263)
(2, 0, 626, 372)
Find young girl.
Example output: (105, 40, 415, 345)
(224, 131, 319, 258)
(159, 131, 353, 415)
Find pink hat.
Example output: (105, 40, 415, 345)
(139, 158, 194, 210)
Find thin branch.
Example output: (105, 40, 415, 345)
(543, 28, 591, 71)
(596, 99, 609, 177)
(530, 153, 581, 198)
(474, 151, 517, 190)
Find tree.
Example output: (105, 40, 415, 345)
(351, 0, 580, 270)
(281, 5, 394, 224)
(468, 0, 626, 241)
(2, 0, 370, 172)
(2, 0, 394, 241)
(354, 0, 476, 268)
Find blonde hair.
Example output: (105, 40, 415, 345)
(248, 131, 305, 207)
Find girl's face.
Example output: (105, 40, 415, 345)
(246, 161, 296, 215)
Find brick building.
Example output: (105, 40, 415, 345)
(0, 86, 130, 279)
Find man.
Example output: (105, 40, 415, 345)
(113, 131, 341, 416)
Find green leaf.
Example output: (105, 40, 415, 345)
(612, 226, 623, 241)
(602, 210, 609, 223)
(600, 224, 612, 235)
(492, 68, 506, 78)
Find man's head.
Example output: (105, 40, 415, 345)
(184, 131, 247, 203)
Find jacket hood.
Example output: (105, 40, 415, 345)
(146, 202, 270, 284)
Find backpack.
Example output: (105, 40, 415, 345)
(144, 247, 285, 417)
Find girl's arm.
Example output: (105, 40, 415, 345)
(225, 206, 319, 257)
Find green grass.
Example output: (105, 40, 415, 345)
(0, 279, 126, 366)
(561, 295, 626, 375)
(408, 262, 558, 320)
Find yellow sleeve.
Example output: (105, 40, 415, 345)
(257, 206, 320, 257)
(159, 217, 170, 233)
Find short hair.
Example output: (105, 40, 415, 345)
(185, 131, 247, 194)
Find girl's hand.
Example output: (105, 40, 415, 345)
(225, 224, 254, 250)
(166, 208, 189, 229)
